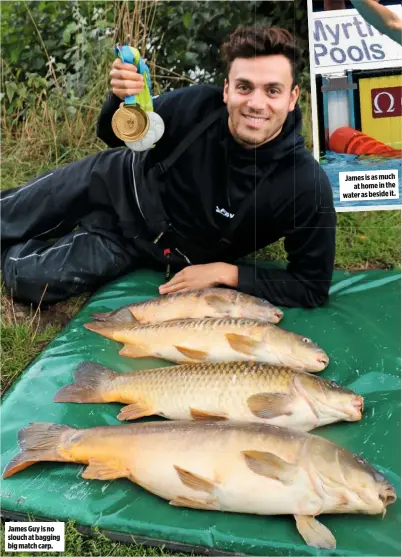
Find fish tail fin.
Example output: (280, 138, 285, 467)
(91, 308, 137, 324)
(53, 362, 118, 403)
(3, 422, 74, 478)
(83, 321, 117, 339)
(91, 311, 112, 321)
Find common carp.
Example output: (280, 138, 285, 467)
(54, 361, 362, 431)
(91, 288, 283, 324)
(84, 317, 329, 372)
(3, 421, 396, 550)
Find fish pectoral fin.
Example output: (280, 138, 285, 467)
(204, 294, 232, 315)
(242, 450, 298, 485)
(225, 333, 261, 356)
(174, 465, 217, 494)
(247, 393, 293, 419)
(117, 401, 153, 421)
(294, 515, 336, 550)
(190, 408, 228, 421)
(174, 346, 208, 361)
(119, 343, 151, 358)
(82, 459, 126, 481)
(170, 495, 219, 511)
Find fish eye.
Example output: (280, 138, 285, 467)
(355, 454, 369, 466)
(301, 337, 311, 343)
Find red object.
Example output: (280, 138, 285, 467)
(371, 87, 402, 119)
(328, 127, 402, 158)
(163, 248, 171, 257)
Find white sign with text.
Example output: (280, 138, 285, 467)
(312, 6, 402, 74)
(339, 169, 399, 201)
(5, 522, 65, 552)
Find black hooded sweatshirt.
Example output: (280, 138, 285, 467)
(97, 84, 336, 308)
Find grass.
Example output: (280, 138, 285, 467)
(0, 289, 89, 394)
(256, 209, 401, 270)
(333, 210, 401, 270)
(0, 320, 61, 395)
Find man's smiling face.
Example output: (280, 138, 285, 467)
(223, 54, 300, 149)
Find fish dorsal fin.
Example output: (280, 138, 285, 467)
(174, 465, 217, 494)
(190, 408, 228, 421)
(204, 294, 232, 315)
(225, 333, 261, 356)
(119, 344, 151, 358)
(294, 515, 336, 549)
(242, 450, 298, 485)
(82, 459, 127, 480)
(170, 496, 219, 510)
(247, 393, 293, 419)
(117, 401, 153, 421)
(174, 346, 208, 360)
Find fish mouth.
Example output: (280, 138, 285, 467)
(271, 309, 284, 323)
(313, 353, 329, 371)
(380, 484, 397, 514)
(346, 395, 364, 421)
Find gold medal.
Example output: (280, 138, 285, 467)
(111, 44, 164, 150)
(112, 103, 150, 142)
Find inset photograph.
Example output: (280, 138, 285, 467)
(308, 0, 402, 210)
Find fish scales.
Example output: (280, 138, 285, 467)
(96, 361, 293, 403)
(54, 362, 363, 430)
(3, 420, 396, 552)
(119, 317, 266, 332)
(91, 288, 284, 325)
(84, 317, 329, 371)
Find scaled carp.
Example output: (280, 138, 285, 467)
(92, 288, 283, 324)
(84, 317, 329, 371)
(54, 361, 363, 431)
(3, 421, 396, 550)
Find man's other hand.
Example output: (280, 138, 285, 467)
(159, 263, 239, 295)
(110, 58, 145, 100)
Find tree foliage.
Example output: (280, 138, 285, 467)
(1, 1, 309, 116)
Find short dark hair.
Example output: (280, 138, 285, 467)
(220, 26, 303, 88)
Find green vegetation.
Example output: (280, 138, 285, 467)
(256, 210, 401, 271)
(1, 1, 400, 555)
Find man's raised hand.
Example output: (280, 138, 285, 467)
(110, 58, 145, 100)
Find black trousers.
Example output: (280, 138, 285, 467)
(1, 149, 183, 305)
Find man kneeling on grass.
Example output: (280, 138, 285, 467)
(1, 26, 336, 308)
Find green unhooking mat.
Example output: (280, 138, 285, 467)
(1, 268, 401, 556)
